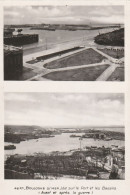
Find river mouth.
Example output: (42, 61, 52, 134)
(4, 132, 124, 156)
(22, 28, 115, 55)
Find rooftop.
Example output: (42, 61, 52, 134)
(4, 45, 23, 54)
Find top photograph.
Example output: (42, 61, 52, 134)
(4, 6, 124, 81)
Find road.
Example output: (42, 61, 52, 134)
(96, 64, 118, 81)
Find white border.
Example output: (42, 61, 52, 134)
(0, 1, 130, 195)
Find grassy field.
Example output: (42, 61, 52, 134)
(99, 48, 124, 59)
(43, 65, 109, 81)
(44, 48, 106, 69)
(107, 67, 124, 81)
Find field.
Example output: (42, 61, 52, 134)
(107, 67, 124, 81)
(99, 48, 124, 59)
(44, 48, 106, 69)
(43, 65, 109, 81)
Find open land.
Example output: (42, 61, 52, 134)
(25, 45, 124, 81)
(43, 65, 109, 81)
(23, 46, 124, 81)
(44, 48, 106, 69)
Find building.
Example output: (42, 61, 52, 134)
(93, 133, 106, 140)
(4, 45, 23, 80)
(111, 148, 125, 160)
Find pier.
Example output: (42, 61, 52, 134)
(4, 34, 39, 46)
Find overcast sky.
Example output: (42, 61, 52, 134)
(4, 93, 124, 127)
(4, 6, 124, 25)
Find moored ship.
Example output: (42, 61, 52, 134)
(4, 145, 16, 150)
(4, 28, 39, 46)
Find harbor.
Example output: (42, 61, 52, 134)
(4, 5, 124, 81)
(4, 27, 124, 81)
(4, 28, 39, 46)
(5, 135, 125, 180)
(4, 127, 125, 180)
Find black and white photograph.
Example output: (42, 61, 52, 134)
(1, 0, 130, 194)
(4, 93, 125, 180)
(4, 6, 124, 81)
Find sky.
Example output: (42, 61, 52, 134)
(4, 93, 124, 127)
(4, 6, 124, 25)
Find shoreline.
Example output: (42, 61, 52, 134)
(94, 28, 124, 46)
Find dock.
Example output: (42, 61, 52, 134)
(4, 34, 39, 46)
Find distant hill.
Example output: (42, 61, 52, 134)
(5, 124, 124, 133)
(4, 125, 46, 134)
(94, 28, 124, 46)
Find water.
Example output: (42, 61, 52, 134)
(4, 133, 124, 156)
(21, 27, 115, 55)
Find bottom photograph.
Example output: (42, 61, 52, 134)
(4, 93, 125, 180)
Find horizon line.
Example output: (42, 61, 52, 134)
(5, 124, 125, 128)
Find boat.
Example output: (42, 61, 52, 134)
(4, 145, 16, 150)
(41, 134, 55, 138)
(68, 29, 76, 31)
(105, 138, 112, 141)
(48, 28, 55, 31)
(70, 134, 81, 138)
(44, 28, 56, 31)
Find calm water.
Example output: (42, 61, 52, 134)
(5, 133, 124, 156)
(21, 27, 115, 55)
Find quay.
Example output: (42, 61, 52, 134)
(4, 34, 39, 46)
(23, 45, 85, 63)
(4, 27, 124, 81)
(4, 28, 39, 46)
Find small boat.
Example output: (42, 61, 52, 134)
(70, 134, 81, 138)
(4, 145, 16, 150)
(105, 138, 112, 141)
